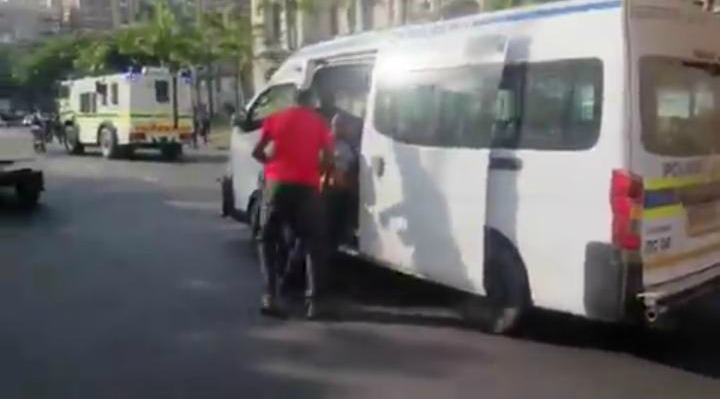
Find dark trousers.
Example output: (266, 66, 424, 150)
(258, 182, 328, 301)
(325, 187, 356, 248)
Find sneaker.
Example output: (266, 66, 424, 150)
(305, 299, 321, 320)
(260, 295, 283, 318)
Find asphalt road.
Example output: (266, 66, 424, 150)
(1, 144, 719, 399)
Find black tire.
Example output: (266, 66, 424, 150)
(15, 182, 40, 209)
(161, 144, 182, 161)
(64, 125, 84, 155)
(221, 176, 235, 218)
(99, 127, 119, 159)
(461, 233, 531, 335)
(121, 145, 135, 159)
(249, 196, 262, 242)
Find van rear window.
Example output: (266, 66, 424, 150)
(155, 80, 169, 103)
(641, 56, 720, 157)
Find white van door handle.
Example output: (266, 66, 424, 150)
(371, 156, 385, 177)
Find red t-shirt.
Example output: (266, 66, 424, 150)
(262, 106, 333, 189)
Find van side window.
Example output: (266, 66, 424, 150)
(79, 92, 96, 114)
(96, 83, 108, 106)
(373, 58, 603, 150)
(155, 80, 170, 103)
(249, 84, 297, 122)
(111, 83, 119, 106)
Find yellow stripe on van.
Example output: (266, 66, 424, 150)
(645, 239, 720, 269)
(643, 204, 684, 220)
(645, 175, 710, 191)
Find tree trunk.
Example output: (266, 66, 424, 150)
(206, 63, 215, 117)
(233, 61, 245, 110)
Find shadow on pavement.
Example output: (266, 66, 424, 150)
(243, 245, 720, 382)
(4, 168, 719, 399)
(44, 145, 226, 165)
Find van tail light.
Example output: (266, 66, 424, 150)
(611, 169, 643, 251)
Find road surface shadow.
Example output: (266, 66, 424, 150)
(44, 145, 226, 165)
(253, 249, 720, 381)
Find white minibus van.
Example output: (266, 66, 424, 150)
(224, 0, 720, 332)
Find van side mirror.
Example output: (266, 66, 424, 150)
(232, 109, 250, 132)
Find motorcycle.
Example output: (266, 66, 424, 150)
(30, 122, 46, 153)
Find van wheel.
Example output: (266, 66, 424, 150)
(100, 127, 119, 159)
(64, 125, 84, 155)
(461, 234, 531, 335)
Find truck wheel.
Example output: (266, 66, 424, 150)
(64, 125, 84, 155)
(15, 182, 40, 209)
(100, 127, 119, 159)
(161, 144, 183, 161)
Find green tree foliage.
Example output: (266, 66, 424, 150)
(12, 35, 91, 107)
(116, 0, 198, 71)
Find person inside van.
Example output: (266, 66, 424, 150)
(317, 90, 341, 126)
(324, 112, 362, 246)
(252, 89, 334, 319)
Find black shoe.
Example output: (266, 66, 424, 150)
(260, 295, 283, 318)
(305, 299, 335, 321)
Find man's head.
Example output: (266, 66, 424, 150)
(319, 90, 335, 109)
(296, 89, 315, 108)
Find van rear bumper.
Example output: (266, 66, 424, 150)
(639, 264, 720, 321)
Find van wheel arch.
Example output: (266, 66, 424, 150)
(461, 227, 532, 334)
(484, 227, 532, 309)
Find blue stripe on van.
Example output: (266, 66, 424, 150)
(645, 189, 681, 210)
(469, 0, 622, 28)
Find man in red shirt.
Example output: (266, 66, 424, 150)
(252, 89, 334, 318)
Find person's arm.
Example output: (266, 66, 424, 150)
(319, 123, 335, 174)
(252, 118, 273, 164)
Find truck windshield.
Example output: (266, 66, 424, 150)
(641, 56, 720, 157)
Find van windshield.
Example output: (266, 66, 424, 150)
(641, 56, 720, 157)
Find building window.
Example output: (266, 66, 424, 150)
(400, 0, 410, 24)
(271, 2, 282, 43)
(361, 0, 373, 30)
(155, 80, 169, 103)
(347, 0, 357, 33)
(286, 0, 298, 49)
(330, 4, 339, 36)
